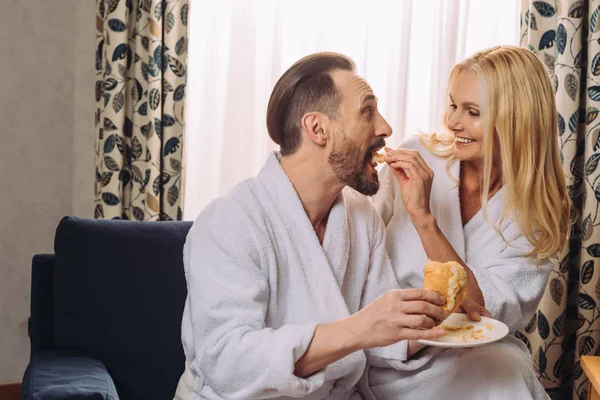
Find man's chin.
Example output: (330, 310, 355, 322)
(331, 159, 380, 196)
(349, 176, 380, 196)
(359, 187, 380, 196)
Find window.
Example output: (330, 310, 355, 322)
(184, 0, 520, 219)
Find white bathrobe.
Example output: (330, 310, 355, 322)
(368, 135, 552, 400)
(175, 152, 406, 400)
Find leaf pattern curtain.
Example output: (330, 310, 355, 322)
(519, 1, 600, 399)
(94, 0, 189, 221)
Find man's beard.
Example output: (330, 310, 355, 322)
(328, 134, 385, 196)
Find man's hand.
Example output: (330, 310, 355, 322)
(347, 288, 447, 349)
(294, 288, 447, 377)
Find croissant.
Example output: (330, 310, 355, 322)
(423, 260, 467, 314)
(372, 151, 385, 164)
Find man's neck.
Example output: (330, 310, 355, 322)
(280, 153, 344, 232)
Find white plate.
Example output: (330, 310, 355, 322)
(416, 313, 509, 348)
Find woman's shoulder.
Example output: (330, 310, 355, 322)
(398, 134, 451, 171)
(399, 133, 428, 150)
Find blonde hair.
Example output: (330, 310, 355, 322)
(421, 45, 570, 264)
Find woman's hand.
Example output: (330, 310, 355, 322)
(384, 147, 434, 228)
(459, 296, 492, 322)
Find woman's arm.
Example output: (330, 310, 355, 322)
(462, 232, 553, 330)
(411, 214, 486, 317)
(383, 147, 487, 320)
(383, 147, 549, 330)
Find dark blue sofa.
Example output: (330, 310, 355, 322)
(22, 216, 193, 400)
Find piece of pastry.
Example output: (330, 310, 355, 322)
(372, 150, 385, 164)
(423, 260, 467, 314)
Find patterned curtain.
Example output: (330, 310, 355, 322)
(94, 0, 189, 221)
(519, 1, 600, 399)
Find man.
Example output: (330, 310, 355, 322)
(175, 52, 446, 400)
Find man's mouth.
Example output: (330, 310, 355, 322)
(371, 149, 385, 165)
(455, 136, 476, 144)
(365, 139, 387, 168)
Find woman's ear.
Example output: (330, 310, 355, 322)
(301, 112, 329, 146)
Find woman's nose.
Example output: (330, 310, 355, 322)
(447, 113, 462, 131)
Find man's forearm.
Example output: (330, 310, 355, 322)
(294, 287, 448, 376)
(294, 317, 361, 378)
(413, 214, 485, 307)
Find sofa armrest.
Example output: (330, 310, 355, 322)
(29, 254, 56, 357)
(22, 351, 119, 400)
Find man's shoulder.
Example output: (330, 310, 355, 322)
(194, 179, 265, 230)
(185, 180, 268, 266)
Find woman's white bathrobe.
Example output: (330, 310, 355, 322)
(175, 153, 407, 400)
(369, 135, 552, 400)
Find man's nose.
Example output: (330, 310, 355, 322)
(376, 115, 392, 138)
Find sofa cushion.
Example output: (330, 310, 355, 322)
(22, 351, 118, 400)
(53, 217, 192, 400)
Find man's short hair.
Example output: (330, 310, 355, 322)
(266, 52, 356, 156)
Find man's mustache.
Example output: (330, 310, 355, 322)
(367, 138, 386, 153)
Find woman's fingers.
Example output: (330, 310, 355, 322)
(386, 148, 434, 179)
(387, 155, 430, 181)
(460, 298, 492, 321)
(390, 160, 429, 182)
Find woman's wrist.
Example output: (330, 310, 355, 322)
(407, 340, 427, 358)
(410, 212, 437, 233)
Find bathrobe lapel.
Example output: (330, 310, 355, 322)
(257, 153, 352, 322)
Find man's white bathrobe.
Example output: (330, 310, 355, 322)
(175, 152, 407, 400)
(369, 135, 552, 400)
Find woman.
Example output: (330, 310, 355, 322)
(368, 46, 570, 399)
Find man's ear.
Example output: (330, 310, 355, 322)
(301, 112, 329, 146)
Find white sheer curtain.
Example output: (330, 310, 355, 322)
(183, 0, 519, 220)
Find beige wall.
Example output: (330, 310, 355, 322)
(0, 0, 96, 383)
(73, 1, 97, 217)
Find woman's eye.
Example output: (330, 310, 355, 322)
(469, 110, 480, 117)
(450, 104, 457, 110)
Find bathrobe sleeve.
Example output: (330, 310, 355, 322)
(467, 224, 553, 331)
(360, 207, 411, 368)
(184, 201, 324, 399)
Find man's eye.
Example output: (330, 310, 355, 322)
(363, 107, 373, 117)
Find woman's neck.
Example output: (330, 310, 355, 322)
(460, 159, 502, 195)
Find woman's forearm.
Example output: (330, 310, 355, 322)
(412, 214, 485, 307)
